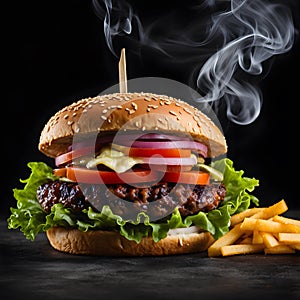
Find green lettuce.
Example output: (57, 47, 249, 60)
(7, 158, 259, 242)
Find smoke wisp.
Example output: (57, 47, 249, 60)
(92, 0, 295, 124)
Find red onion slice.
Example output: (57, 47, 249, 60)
(70, 133, 192, 150)
(69, 133, 207, 158)
(115, 140, 208, 157)
(134, 133, 191, 141)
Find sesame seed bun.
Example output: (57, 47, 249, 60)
(46, 226, 215, 256)
(38, 92, 227, 158)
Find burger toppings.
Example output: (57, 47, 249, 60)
(54, 133, 208, 171)
(46, 132, 222, 221)
(52, 132, 215, 187)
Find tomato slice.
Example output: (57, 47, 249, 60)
(162, 171, 210, 185)
(53, 168, 67, 177)
(63, 166, 160, 184)
(55, 146, 95, 167)
(54, 166, 209, 185)
(129, 147, 191, 158)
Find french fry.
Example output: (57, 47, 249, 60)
(220, 244, 265, 256)
(207, 224, 245, 257)
(273, 215, 300, 227)
(250, 199, 288, 220)
(261, 232, 280, 248)
(238, 236, 252, 244)
(252, 230, 263, 244)
(240, 218, 258, 231)
(255, 219, 300, 233)
(264, 245, 295, 254)
(278, 233, 300, 244)
(230, 207, 264, 226)
(208, 199, 300, 257)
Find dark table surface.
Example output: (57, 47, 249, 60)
(1, 216, 300, 300)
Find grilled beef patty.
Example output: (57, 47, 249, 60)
(37, 181, 226, 220)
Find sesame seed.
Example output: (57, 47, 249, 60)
(144, 97, 151, 102)
(67, 121, 74, 126)
(125, 108, 135, 115)
(102, 109, 108, 114)
(169, 110, 177, 116)
(131, 102, 138, 110)
(63, 115, 69, 119)
(101, 116, 107, 120)
(148, 104, 158, 109)
(183, 107, 192, 114)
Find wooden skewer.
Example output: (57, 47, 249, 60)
(118, 48, 127, 93)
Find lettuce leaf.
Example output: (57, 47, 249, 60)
(7, 158, 259, 242)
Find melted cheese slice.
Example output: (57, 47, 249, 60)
(86, 147, 144, 173)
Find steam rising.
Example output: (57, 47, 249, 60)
(195, 0, 295, 124)
(92, 0, 295, 124)
(92, 0, 133, 56)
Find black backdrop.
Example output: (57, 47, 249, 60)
(3, 0, 299, 218)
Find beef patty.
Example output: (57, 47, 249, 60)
(37, 181, 226, 220)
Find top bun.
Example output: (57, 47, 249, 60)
(39, 92, 227, 158)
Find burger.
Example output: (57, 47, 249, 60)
(8, 92, 259, 256)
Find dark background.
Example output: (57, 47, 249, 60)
(3, 0, 299, 218)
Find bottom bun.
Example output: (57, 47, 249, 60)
(46, 227, 215, 256)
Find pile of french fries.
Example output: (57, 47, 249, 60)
(208, 199, 300, 257)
